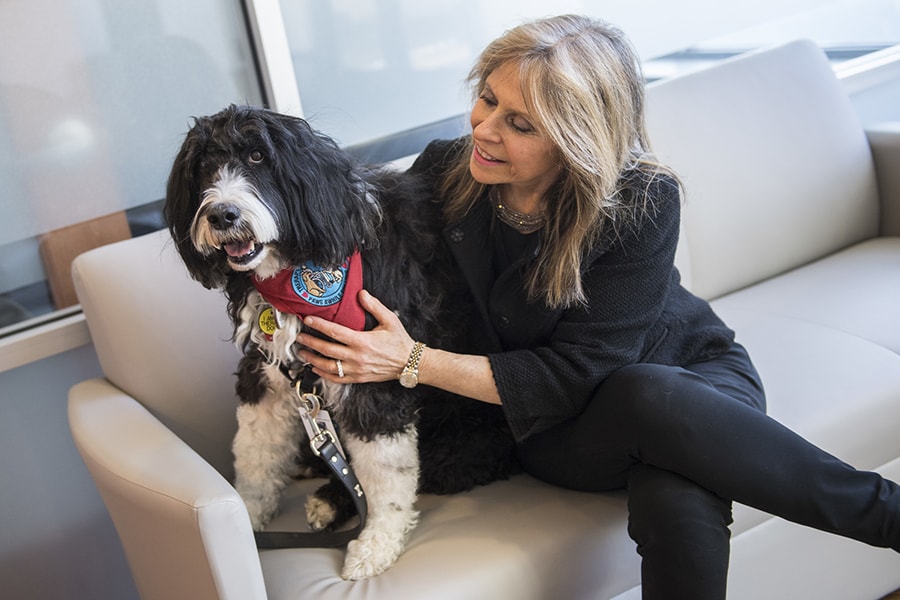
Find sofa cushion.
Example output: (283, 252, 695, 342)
(709, 305, 900, 471)
(646, 39, 880, 301)
(258, 476, 640, 600)
(712, 237, 900, 354)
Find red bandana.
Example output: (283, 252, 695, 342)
(251, 252, 366, 331)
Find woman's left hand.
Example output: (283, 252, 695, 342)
(296, 289, 415, 384)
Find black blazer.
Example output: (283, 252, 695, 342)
(410, 139, 735, 440)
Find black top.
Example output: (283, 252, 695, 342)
(410, 138, 735, 440)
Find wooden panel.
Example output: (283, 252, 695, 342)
(39, 212, 132, 309)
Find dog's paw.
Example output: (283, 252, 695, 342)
(305, 495, 338, 531)
(341, 528, 407, 580)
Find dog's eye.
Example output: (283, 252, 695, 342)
(248, 150, 264, 164)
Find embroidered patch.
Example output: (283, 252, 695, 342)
(258, 306, 278, 336)
(291, 260, 348, 307)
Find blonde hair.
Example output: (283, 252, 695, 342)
(442, 15, 676, 308)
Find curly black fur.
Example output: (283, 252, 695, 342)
(164, 105, 518, 505)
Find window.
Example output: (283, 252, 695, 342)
(0, 0, 262, 335)
(278, 0, 900, 149)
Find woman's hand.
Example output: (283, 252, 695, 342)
(299, 289, 502, 404)
(296, 289, 415, 384)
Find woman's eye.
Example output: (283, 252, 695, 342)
(478, 93, 497, 107)
(511, 118, 534, 134)
(249, 150, 264, 164)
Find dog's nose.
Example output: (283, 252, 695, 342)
(206, 204, 241, 230)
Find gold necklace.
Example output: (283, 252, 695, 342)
(491, 187, 547, 234)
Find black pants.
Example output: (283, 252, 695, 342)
(516, 344, 899, 600)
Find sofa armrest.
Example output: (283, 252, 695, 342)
(68, 378, 266, 600)
(866, 122, 900, 236)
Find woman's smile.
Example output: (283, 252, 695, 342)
(473, 143, 504, 165)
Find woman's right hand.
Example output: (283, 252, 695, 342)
(297, 289, 415, 385)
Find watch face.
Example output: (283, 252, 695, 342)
(399, 371, 418, 388)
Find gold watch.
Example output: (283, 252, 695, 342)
(398, 341, 426, 388)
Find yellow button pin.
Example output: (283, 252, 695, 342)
(258, 306, 278, 336)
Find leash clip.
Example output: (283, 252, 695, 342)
(294, 381, 321, 416)
(294, 383, 343, 457)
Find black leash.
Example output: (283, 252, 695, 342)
(253, 364, 368, 549)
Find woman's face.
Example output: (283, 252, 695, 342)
(469, 62, 561, 204)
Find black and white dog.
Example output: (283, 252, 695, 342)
(164, 105, 517, 579)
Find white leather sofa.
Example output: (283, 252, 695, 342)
(68, 39, 900, 599)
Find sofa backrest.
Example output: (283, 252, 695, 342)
(645, 39, 880, 300)
(72, 229, 241, 477)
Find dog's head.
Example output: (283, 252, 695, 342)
(164, 104, 379, 289)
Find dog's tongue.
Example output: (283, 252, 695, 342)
(225, 240, 254, 257)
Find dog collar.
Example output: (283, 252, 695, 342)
(251, 252, 365, 331)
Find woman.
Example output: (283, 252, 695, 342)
(296, 14, 899, 599)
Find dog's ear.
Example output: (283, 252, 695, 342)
(265, 114, 379, 267)
(163, 117, 229, 289)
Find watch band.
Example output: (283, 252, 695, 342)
(399, 341, 426, 388)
